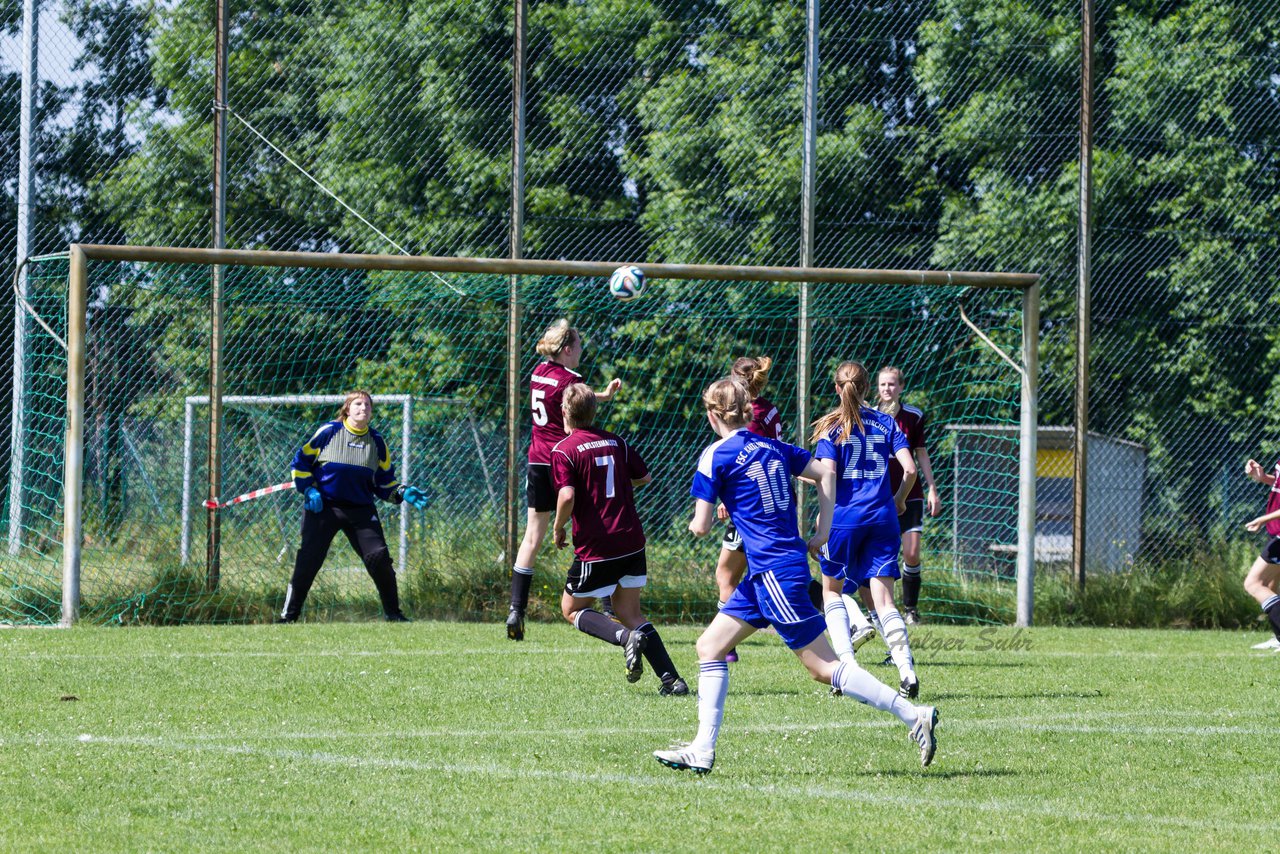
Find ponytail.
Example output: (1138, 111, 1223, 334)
(731, 355, 773, 399)
(809, 361, 870, 444)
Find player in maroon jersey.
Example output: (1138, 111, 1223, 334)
(550, 384, 687, 694)
(875, 366, 941, 626)
(506, 320, 622, 641)
(712, 356, 785, 662)
(1242, 457, 1280, 650)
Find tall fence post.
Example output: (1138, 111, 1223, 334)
(796, 0, 819, 522)
(1073, 0, 1095, 590)
(9, 0, 40, 556)
(1016, 281, 1040, 627)
(62, 246, 88, 626)
(207, 0, 229, 591)
(505, 0, 528, 567)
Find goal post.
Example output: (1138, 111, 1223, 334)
(40, 243, 1038, 627)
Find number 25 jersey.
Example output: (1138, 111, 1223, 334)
(691, 429, 812, 578)
(815, 407, 909, 530)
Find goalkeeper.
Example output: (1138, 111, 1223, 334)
(278, 390, 428, 623)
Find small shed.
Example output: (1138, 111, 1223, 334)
(944, 425, 1146, 574)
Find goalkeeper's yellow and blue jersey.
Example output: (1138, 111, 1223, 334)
(291, 419, 400, 506)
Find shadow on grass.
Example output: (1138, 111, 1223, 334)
(865, 767, 1020, 781)
(930, 689, 1105, 701)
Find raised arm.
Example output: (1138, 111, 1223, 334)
(596, 378, 624, 402)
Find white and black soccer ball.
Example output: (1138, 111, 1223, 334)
(608, 265, 646, 301)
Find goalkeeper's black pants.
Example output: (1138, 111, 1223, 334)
(282, 502, 401, 620)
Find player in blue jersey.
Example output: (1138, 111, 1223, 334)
(812, 361, 922, 698)
(278, 390, 428, 623)
(653, 378, 938, 775)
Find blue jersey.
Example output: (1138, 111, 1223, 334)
(691, 429, 812, 577)
(814, 408, 909, 529)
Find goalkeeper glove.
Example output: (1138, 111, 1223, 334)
(395, 484, 429, 510)
(303, 487, 323, 513)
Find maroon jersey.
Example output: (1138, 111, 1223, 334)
(528, 361, 582, 464)
(550, 427, 649, 562)
(887, 403, 927, 502)
(749, 397, 783, 440)
(1266, 460, 1280, 536)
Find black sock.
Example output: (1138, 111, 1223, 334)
(637, 622, 678, 681)
(902, 566, 921, 609)
(509, 569, 533, 611)
(576, 609, 625, 645)
(1265, 597, 1280, 641)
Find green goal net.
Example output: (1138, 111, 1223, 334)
(1, 250, 1032, 626)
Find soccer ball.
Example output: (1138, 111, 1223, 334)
(608, 265, 646, 301)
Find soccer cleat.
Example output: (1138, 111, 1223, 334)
(624, 629, 648, 683)
(505, 607, 525, 642)
(904, 608, 921, 626)
(1252, 637, 1280, 650)
(910, 706, 939, 767)
(851, 625, 876, 652)
(899, 673, 919, 699)
(659, 675, 690, 696)
(725, 648, 739, 663)
(275, 615, 298, 624)
(653, 744, 714, 775)
(385, 612, 412, 623)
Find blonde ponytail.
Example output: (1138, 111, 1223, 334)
(809, 361, 870, 444)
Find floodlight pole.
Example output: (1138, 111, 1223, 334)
(9, 0, 39, 555)
(506, 0, 528, 566)
(1073, 0, 1095, 591)
(796, 0, 819, 523)
(208, 0, 229, 590)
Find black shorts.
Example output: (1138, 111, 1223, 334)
(721, 523, 744, 552)
(526, 463, 555, 512)
(564, 548, 648, 598)
(1262, 536, 1280, 565)
(899, 498, 924, 534)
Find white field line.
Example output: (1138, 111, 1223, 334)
(3, 710, 1268, 748)
(6, 646, 1273, 660)
(47, 733, 1280, 834)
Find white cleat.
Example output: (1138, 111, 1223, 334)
(653, 744, 715, 775)
(851, 625, 877, 652)
(910, 706, 939, 768)
(1251, 637, 1280, 651)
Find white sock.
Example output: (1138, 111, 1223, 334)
(692, 660, 729, 753)
(842, 594, 873, 633)
(833, 661, 916, 726)
(823, 599, 857, 665)
(866, 608, 883, 635)
(880, 608, 915, 678)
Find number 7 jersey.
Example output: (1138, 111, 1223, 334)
(691, 429, 813, 578)
(551, 428, 649, 562)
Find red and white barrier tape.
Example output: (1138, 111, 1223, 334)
(203, 481, 295, 510)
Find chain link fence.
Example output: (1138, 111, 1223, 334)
(3, 0, 1276, 621)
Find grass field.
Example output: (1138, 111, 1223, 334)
(1, 622, 1275, 852)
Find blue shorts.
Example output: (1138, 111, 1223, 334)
(819, 523, 901, 591)
(721, 564, 825, 650)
